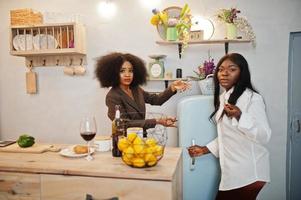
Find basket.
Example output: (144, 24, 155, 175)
(198, 74, 214, 95)
(10, 9, 43, 26)
(118, 124, 167, 168)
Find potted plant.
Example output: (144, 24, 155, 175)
(217, 7, 240, 39)
(193, 56, 216, 95)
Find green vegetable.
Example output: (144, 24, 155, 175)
(17, 134, 35, 148)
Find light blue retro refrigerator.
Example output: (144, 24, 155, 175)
(177, 95, 220, 200)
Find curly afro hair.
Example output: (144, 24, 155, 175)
(95, 52, 148, 88)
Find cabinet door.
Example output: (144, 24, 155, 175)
(0, 172, 40, 200)
(41, 174, 173, 200)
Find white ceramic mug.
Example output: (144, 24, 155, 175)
(63, 66, 75, 76)
(74, 66, 86, 75)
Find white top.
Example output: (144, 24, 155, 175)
(206, 88, 271, 191)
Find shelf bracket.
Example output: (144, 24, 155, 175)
(178, 43, 182, 59)
(164, 80, 169, 89)
(224, 42, 229, 54)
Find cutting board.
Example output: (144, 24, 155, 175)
(0, 143, 59, 153)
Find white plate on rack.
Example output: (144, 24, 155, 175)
(13, 34, 34, 51)
(59, 145, 95, 158)
(33, 34, 58, 50)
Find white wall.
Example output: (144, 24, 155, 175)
(1, 0, 300, 199)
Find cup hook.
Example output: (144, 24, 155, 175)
(27, 60, 33, 71)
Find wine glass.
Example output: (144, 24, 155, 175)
(80, 116, 97, 161)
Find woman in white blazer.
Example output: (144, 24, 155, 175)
(188, 53, 271, 200)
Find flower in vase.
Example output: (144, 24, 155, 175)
(150, 4, 192, 56)
(193, 57, 216, 80)
(216, 7, 256, 45)
(217, 7, 240, 24)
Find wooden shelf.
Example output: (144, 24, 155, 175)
(156, 39, 251, 45)
(148, 78, 185, 81)
(147, 78, 189, 88)
(156, 39, 252, 58)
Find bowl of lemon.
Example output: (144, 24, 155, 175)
(118, 125, 167, 168)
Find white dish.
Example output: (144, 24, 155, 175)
(59, 145, 95, 158)
(12, 35, 20, 50)
(13, 34, 34, 51)
(33, 34, 58, 50)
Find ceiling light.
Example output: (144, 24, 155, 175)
(97, 0, 117, 19)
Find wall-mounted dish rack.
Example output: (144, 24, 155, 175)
(10, 22, 86, 67)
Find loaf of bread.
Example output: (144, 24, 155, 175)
(73, 145, 88, 154)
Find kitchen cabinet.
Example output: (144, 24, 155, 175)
(0, 172, 40, 200)
(0, 146, 182, 200)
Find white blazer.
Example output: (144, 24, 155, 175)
(206, 87, 271, 191)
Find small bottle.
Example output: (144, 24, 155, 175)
(112, 105, 123, 157)
(176, 68, 182, 78)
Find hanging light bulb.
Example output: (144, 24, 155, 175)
(97, 0, 117, 19)
(140, 0, 161, 9)
(191, 16, 215, 40)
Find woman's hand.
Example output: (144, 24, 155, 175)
(224, 104, 241, 120)
(156, 117, 177, 127)
(170, 80, 191, 92)
(187, 145, 209, 157)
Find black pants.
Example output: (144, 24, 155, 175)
(215, 181, 266, 200)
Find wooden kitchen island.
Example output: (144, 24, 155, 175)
(0, 146, 182, 200)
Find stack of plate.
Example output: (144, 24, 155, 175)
(13, 34, 58, 51)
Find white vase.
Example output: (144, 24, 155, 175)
(226, 23, 237, 39)
(198, 74, 214, 95)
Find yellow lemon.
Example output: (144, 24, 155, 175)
(127, 132, 137, 143)
(123, 146, 134, 159)
(122, 154, 132, 165)
(147, 160, 157, 167)
(145, 146, 155, 154)
(118, 137, 129, 151)
(145, 138, 157, 147)
(144, 153, 157, 163)
(133, 136, 145, 154)
(154, 145, 164, 157)
(132, 157, 145, 168)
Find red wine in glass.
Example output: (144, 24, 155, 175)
(79, 116, 97, 161)
(80, 132, 96, 141)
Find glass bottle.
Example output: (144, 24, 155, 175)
(112, 105, 123, 157)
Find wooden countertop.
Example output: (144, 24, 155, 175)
(0, 146, 182, 181)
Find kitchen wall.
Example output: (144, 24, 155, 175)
(0, 0, 300, 199)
